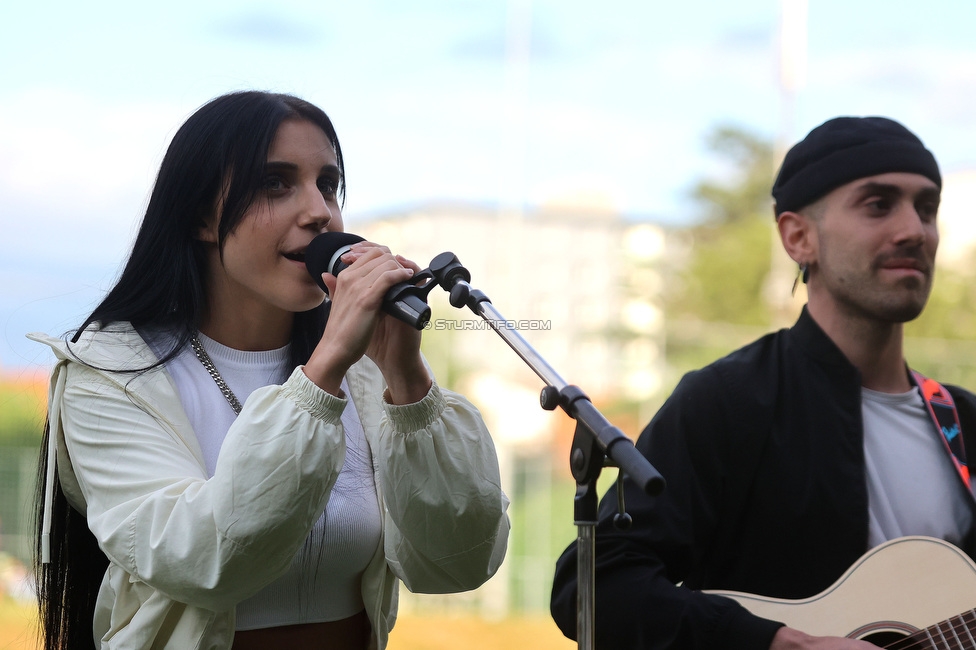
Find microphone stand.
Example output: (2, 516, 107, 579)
(419, 252, 667, 650)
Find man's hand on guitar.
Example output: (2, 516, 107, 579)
(771, 627, 879, 649)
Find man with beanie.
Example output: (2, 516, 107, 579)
(550, 116, 976, 649)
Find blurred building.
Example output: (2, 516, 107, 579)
(356, 202, 669, 403)
(353, 201, 670, 614)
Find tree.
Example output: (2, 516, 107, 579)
(666, 126, 776, 327)
(691, 126, 776, 225)
(659, 125, 779, 381)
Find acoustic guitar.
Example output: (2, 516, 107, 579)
(709, 536, 976, 648)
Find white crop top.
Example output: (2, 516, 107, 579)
(149, 331, 383, 629)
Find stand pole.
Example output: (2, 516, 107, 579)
(422, 252, 666, 650)
(576, 502, 597, 650)
(568, 420, 606, 650)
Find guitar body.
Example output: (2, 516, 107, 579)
(709, 536, 976, 643)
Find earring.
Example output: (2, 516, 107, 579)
(791, 263, 809, 297)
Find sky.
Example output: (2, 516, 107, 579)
(3, 0, 976, 370)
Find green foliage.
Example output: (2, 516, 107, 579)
(668, 217, 773, 326)
(664, 124, 777, 332)
(905, 260, 976, 388)
(908, 264, 976, 340)
(690, 126, 776, 225)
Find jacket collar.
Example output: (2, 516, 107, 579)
(31, 324, 204, 563)
(790, 305, 863, 382)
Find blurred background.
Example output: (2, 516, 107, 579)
(4, 0, 976, 647)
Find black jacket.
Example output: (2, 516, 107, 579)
(551, 307, 976, 649)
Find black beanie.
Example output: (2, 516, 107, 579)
(771, 116, 941, 217)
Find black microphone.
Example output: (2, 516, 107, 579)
(305, 232, 432, 330)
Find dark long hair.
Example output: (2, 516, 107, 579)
(34, 91, 345, 649)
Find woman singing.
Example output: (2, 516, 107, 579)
(31, 90, 509, 649)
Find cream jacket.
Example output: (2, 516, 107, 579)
(30, 325, 509, 649)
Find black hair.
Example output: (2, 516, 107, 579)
(75, 90, 344, 364)
(33, 433, 107, 650)
(34, 90, 345, 649)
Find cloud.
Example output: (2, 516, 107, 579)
(796, 45, 976, 171)
(449, 19, 564, 63)
(0, 88, 184, 222)
(208, 10, 325, 47)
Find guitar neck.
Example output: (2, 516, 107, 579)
(894, 610, 976, 649)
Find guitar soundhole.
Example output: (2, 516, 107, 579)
(861, 631, 906, 647)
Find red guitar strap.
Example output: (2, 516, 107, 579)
(911, 370, 971, 492)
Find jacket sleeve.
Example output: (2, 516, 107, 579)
(58, 364, 348, 612)
(372, 382, 510, 594)
(550, 367, 783, 649)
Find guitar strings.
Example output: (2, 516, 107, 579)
(886, 618, 968, 650)
(881, 608, 976, 650)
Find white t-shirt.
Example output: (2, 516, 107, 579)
(862, 386, 973, 549)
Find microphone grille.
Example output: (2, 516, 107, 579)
(305, 232, 365, 291)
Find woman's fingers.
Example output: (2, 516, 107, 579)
(331, 246, 415, 305)
(307, 242, 427, 397)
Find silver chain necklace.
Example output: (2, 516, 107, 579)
(190, 335, 243, 415)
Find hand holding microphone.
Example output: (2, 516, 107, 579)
(305, 232, 432, 330)
(302, 232, 432, 403)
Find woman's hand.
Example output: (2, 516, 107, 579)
(303, 241, 432, 403)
